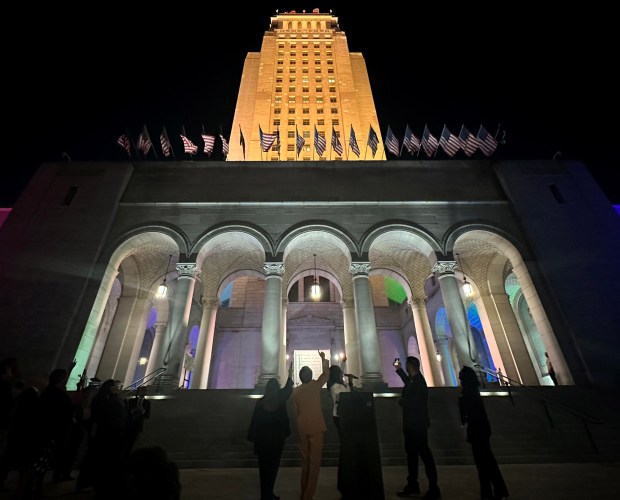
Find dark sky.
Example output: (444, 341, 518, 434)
(3, 4, 617, 206)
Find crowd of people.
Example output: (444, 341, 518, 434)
(0, 357, 177, 499)
(249, 353, 510, 500)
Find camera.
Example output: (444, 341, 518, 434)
(393, 357, 400, 366)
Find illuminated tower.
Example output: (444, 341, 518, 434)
(229, 10, 384, 161)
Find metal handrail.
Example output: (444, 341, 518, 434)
(474, 364, 603, 425)
(122, 367, 167, 394)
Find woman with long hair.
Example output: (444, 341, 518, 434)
(247, 363, 293, 500)
(459, 366, 509, 500)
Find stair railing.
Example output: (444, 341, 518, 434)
(121, 367, 167, 395)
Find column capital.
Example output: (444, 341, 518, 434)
(341, 298, 355, 309)
(436, 336, 450, 346)
(200, 296, 220, 309)
(153, 322, 167, 332)
(263, 263, 285, 277)
(177, 263, 199, 279)
(409, 297, 426, 308)
(432, 261, 457, 276)
(282, 298, 289, 309)
(349, 262, 371, 276)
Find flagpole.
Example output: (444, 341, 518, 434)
(433, 125, 444, 159)
(382, 127, 387, 161)
(343, 128, 349, 161)
(127, 127, 142, 160)
(494, 122, 501, 140)
(146, 124, 158, 160)
(329, 128, 332, 161)
(364, 125, 369, 161)
(399, 126, 405, 158)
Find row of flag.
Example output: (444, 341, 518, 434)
(385, 124, 499, 158)
(118, 123, 499, 160)
(117, 126, 230, 159)
(244, 123, 499, 159)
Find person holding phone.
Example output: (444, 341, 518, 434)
(394, 356, 441, 499)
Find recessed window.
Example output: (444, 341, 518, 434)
(303, 131, 310, 138)
(316, 86, 323, 92)
(289, 86, 296, 92)
(288, 107, 296, 114)
(331, 107, 338, 114)
(287, 144, 295, 151)
(303, 108, 309, 114)
(274, 108, 281, 114)
(303, 119, 310, 126)
(317, 108, 324, 114)
(329, 86, 336, 92)
(330, 96, 337, 103)
(332, 119, 339, 126)
(273, 119, 280, 127)
(317, 119, 324, 126)
(288, 119, 295, 126)
(288, 131, 295, 138)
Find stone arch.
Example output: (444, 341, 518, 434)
(453, 228, 571, 386)
(70, 231, 182, 388)
(360, 222, 442, 259)
(277, 222, 357, 257)
(191, 223, 273, 259)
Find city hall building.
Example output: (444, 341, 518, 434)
(1, 11, 619, 395)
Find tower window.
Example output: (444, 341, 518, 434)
(329, 86, 336, 92)
(273, 119, 280, 127)
(330, 97, 337, 103)
(288, 107, 295, 114)
(303, 108, 310, 114)
(317, 119, 324, 126)
(288, 119, 295, 126)
(332, 119, 339, 125)
(303, 131, 310, 138)
(287, 144, 295, 151)
(288, 131, 295, 138)
(303, 119, 310, 126)
(274, 108, 281, 114)
(331, 108, 338, 114)
(317, 108, 324, 114)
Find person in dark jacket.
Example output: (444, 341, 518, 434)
(395, 356, 440, 499)
(247, 362, 294, 500)
(459, 366, 509, 500)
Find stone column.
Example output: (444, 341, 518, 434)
(257, 263, 284, 386)
(145, 322, 166, 380)
(410, 298, 443, 386)
(437, 336, 457, 386)
(158, 263, 198, 390)
(350, 263, 385, 389)
(190, 297, 219, 389)
(280, 298, 288, 383)
(342, 298, 361, 384)
(433, 261, 478, 369)
(487, 283, 538, 385)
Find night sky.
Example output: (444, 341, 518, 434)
(3, 4, 617, 206)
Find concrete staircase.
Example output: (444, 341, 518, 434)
(135, 385, 620, 469)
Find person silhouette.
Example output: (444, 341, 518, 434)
(459, 366, 509, 500)
(291, 350, 329, 500)
(394, 356, 440, 499)
(248, 362, 294, 500)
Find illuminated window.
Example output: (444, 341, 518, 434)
(316, 86, 323, 92)
(289, 86, 296, 92)
(276, 87, 282, 93)
(317, 96, 323, 103)
(302, 96, 309, 103)
(329, 86, 336, 92)
(303, 130, 310, 138)
(303, 86, 309, 92)
(302, 76, 309, 83)
(278, 50, 284, 56)
(288, 96, 296, 103)
(289, 77, 296, 83)
(302, 43, 308, 48)
(275, 96, 282, 104)
(328, 68, 334, 74)
(328, 77, 336, 83)
(287, 156, 294, 161)
(277, 68, 283, 74)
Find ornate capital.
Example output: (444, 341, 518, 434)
(176, 263, 199, 279)
(432, 261, 457, 276)
(201, 296, 220, 309)
(341, 298, 355, 309)
(349, 262, 371, 276)
(263, 263, 285, 276)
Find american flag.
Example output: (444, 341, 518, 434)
(239, 126, 246, 159)
(296, 127, 305, 157)
(458, 126, 479, 157)
(421, 125, 439, 157)
(477, 125, 498, 157)
(220, 134, 230, 158)
(314, 126, 326, 156)
(438, 125, 461, 157)
(331, 126, 343, 156)
(201, 134, 216, 155)
(137, 125, 152, 155)
(385, 126, 400, 157)
(403, 124, 421, 155)
(117, 134, 131, 156)
(259, 126, 278, 152)
(160, 128, 172, 158)
(349, 125, 361, 157)
(367, 125, 379, 157)
(180, 134, 198, 155)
